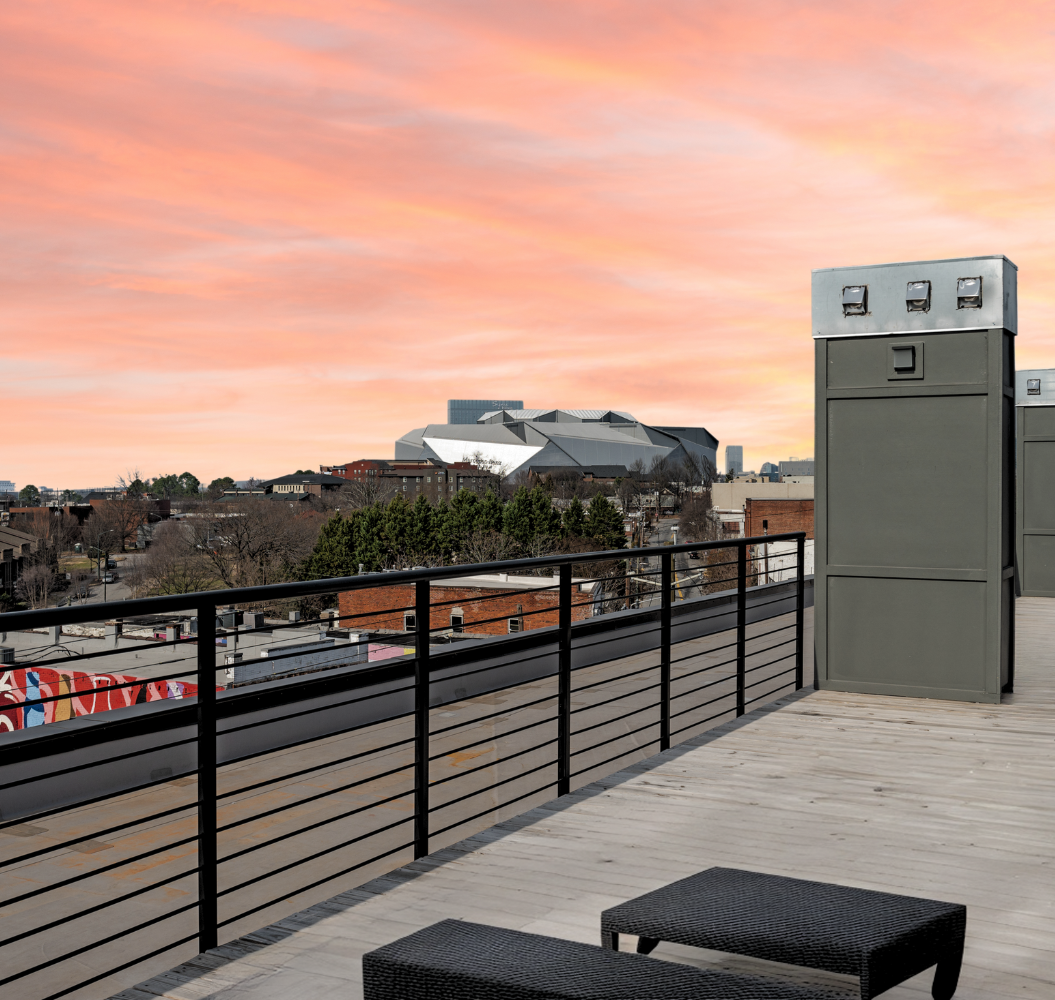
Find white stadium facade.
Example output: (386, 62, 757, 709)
(395, 408, 718, 481)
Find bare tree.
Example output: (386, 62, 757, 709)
(69, 568, 93, 604)
(185, 501, 321, 588)
(16, 564, 55, 609)
(82, 505, 125, 578)
(461, 529, 519, 565)
(335, 477, 397, 510)
(140, 522, 218, 594)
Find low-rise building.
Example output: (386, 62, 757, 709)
(259, 474, 347, 496)
(0, 526, 38, 594)
(710, 481, 814, 536)
(339, 573, 596, 636)
(319, 459, 501, 500)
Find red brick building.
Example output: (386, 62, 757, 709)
(339, 573, 596, 636)
(319, 459, 500, 501)
(744, 499, 814, 539)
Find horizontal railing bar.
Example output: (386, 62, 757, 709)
(0, 898, 199, 990)
(0, 864, 198, 949)
(670, 670, 734, 703)
(570, 717, 659, 759)
(0, 734, 197, 792)
(219, 789, 413, 864)
(669, 637, 738, 667)
(0, 533, 806, 630)
(428, 756, 556, 813)
(429, 690, 558, 736)
(743, 649, 795, 676)
(217, 841, 415, 929)
(216, 760, 413, 833)
(569, 680, 662, 714)
(217, 735, 415, 801)
(569, 736, 662, 779)
(428, 712, 555, 762)
(218, 814, 411, 898)
(0, 667, 201, 709)
(669, 703, 736, 737)
(571, 699, 657, 738)
(428, 780, 555, 838)
(429, 736, 559, 788)
(37, 931, 200, 1000)
(0, 832, 199, 908)
(0, 796, 197, 868)
(219, 681, 416, 737)
(572, 660, 659, 694)
(742, 636, 796, 666)
(669, 687, 736, 721)
(673, 653, 738, 682)
(428, 648, 561, 686)
(745, 664, 797, 693)
(217, 711, 414, 773)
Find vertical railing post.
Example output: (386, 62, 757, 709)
(795, 533, 805, 690)
(557, 563, 572, 797)
(414, 579, 430, 858)
(736, 542, 747, 717)
(196, 601, 217, 953)
(660, 551, 672, 751)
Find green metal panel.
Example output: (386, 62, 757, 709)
(814, 256, 1016, 703)
(1016, 372, 1055, 597)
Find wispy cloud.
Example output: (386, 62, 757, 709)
(2, 0, 1054, 484)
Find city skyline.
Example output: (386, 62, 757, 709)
(3, 3, 1055, 486)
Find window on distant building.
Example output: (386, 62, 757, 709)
(450, 610, 464, 633)
(402, 477, 407, 483)
(404, 612, 416, 630)
(508, 617, 522, 633)
(426, 477, 431, 482)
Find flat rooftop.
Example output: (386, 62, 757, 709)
(115, 600, 1055, 1000)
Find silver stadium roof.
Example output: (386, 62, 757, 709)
(395, 408, 717, 480)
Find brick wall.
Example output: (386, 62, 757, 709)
(338, 580, 593, 636)
(744, 499, 814, 539)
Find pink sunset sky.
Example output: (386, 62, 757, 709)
(3, 1, 1055, 488)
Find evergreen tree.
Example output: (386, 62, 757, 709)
(433, 497, 453, 561)
(477, 489, 504, 533)
(502, 486, 534, 547)
(529, 484, 562, 538)
(584, 494, 626, 550)
(352, 503, 386, 571)
(300, 512, 355, 579)
(562, 496, 586, 537)
(382, 496, 412, 563)
(408, 494, 436, 562)
(446, 490, 481, 554)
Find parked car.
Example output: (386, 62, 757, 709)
(104, 572, 117, 583)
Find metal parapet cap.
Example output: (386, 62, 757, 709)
(812, 254, 1017, 339)
(1016, 368, 1055, 406)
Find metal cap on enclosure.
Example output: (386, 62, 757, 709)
(812, 255, 1017, 338)
(1016, 369, 1055, 406)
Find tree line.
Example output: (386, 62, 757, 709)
(300, 486, 625, 580)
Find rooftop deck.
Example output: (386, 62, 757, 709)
(116, 600, 1055, 1000)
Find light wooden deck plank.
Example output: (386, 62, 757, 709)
(113, 600, 1055, 1000)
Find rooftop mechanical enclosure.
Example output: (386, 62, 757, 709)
(1015, 368, 1055, 598)
(813, 256, 1017, 703)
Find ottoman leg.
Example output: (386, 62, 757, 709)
(932, 941, 964, 1000)
(636, 937, 660, 956)
(601, 930, 618, 951)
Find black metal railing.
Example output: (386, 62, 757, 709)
(0, 532, 808, 1000)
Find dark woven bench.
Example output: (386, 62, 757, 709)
(363, 918, 836, 999)
(601, 868, 966, 1000)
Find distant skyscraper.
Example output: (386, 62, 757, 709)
(447, 399, 524, 425)
(0, 480, 14, 494)
(724, 445, 743, 476)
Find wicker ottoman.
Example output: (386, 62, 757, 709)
(363, 918, 836, 999)
(601, 868, 966, 1000)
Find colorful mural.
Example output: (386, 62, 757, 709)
(0, 666, 207, 732)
